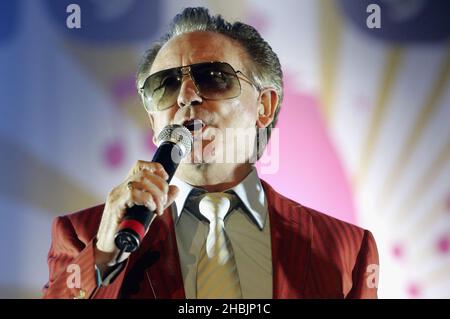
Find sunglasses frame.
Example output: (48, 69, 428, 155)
(138, 61, 260, 112)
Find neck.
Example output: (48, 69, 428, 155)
(175, 163, 253, 192)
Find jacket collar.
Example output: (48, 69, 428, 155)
(171, 168, 268, 230)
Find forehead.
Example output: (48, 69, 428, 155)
(150, 31, 249, 74)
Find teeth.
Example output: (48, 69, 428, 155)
(183, 119, 204, 132)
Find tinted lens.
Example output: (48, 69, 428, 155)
(142, 68, 181, 111)
(191, 62, 241, 100)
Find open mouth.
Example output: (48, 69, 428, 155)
(182, 119, 205, 133)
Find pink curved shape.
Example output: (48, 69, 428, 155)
(103, 139, 125, 168)
(437, 236, 449, 254)
(257, 76, 356, 224)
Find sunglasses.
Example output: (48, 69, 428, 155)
(139, 61, 258, 112)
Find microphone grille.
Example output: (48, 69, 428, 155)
(156, 124, 193, 156)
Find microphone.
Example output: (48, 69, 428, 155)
(114, 124, 193, 255)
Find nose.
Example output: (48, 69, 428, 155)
(177, 76, 202, 108)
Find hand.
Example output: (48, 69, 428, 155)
(94, 160, 179, 270)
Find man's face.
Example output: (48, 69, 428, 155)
(145, 31, 261, 166)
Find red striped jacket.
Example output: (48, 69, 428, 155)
(43, 180, 379, 299)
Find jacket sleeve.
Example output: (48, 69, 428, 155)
(346, 230, 380, 299)
(42, 215, 126, 299)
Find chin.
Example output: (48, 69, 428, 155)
(182, 140, 221, 164)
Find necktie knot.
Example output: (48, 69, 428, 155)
(198, 192, 234, 224)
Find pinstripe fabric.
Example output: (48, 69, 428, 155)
(263, 181, 379, 298)
(43, 180, 379, 299)
(42, 205, 124, 299)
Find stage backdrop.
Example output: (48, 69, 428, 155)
(0, 0, 449, 298)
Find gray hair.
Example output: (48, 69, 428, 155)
(136, 7, 283, 158)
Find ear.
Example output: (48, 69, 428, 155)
(256, 88, 279, 128)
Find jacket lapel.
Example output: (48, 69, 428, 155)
(120, 207, 185, 299)
(261, 180, 312, 299)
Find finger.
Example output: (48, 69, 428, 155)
(126, 189, 158, 212)
(146, 182, 167, 215)
(140, 170, 169, 194)
(127, 171, 168, 194)
(128, 160, 169, 180)
(127, 181, 166, 215)
(142, 165, 169, 181)
(164, 185, 180, 210)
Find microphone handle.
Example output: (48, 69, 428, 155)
(151, 141, 182, 181)
(114, 141, 183, 253)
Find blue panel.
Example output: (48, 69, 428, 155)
(338, 0, 450, 44)
(45, 0, 161, 43)
(0, 0, 19, 44)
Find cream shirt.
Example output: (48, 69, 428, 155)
(170, 168, 273, 299)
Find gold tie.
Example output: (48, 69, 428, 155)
(196, 193, 243, 299)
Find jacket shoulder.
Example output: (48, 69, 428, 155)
(304, 205, 366, 243)
(261, 179, 369, 252)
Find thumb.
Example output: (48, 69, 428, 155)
(164, 185, 180, 210)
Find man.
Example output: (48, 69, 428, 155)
(43, 7, 379, 299)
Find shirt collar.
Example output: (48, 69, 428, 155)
(170, 167, 268, 230)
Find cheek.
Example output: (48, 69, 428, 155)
(150, 109, 177, 132)
(220, 100, 258, 128)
